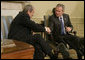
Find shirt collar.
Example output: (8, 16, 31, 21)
(59, 15, 63, 20)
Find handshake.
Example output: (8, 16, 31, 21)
(45, 27, 51, 34)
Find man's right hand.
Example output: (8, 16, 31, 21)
(45, 27, 51, 34)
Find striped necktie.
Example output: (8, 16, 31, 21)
(59, 17, 65, 35)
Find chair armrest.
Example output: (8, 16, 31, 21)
(68, 30, 77, 36)
(72, 31, 77, 35)
(2, 39, 34, 54)
(1, 39, 16, 48)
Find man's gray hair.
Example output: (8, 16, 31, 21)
(56, 4, 65, 11)
(23, 5, 34, 13)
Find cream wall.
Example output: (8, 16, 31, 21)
(30, 1, 84, 18)
(1, 2, 22, 18)
(1, 1, 30, 18)
(1, 1, 84, 37)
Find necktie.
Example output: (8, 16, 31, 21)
(59, 17, 65, 35)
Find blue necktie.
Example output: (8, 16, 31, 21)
(59, 17, 65, 35)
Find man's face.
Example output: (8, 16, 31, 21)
(55, 7, 64, 17)
(27, 10, 34, 18)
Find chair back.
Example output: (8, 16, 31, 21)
(1, 16, 13, 39)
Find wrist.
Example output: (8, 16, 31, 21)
(45, 27, 47, 31)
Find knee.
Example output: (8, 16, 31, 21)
(34, 34, 42, 38)
(33, 34, 43, 41)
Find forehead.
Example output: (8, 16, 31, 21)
(55, 7, 63, 10)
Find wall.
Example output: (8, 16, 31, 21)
(1, 1, 30, 18)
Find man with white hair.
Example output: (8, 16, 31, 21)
(8, 5, 57, 59)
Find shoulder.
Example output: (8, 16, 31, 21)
(15, 12, 30, 20)
(13, 12, 24, 20)
(63, 13, 69, 17)
(48, 15, 57, 23)
(16, 11, 30, 18)
(49, 14, 56, 20)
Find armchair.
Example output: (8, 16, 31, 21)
(1, 16, 34, 59)
(43, 15, 78, 59)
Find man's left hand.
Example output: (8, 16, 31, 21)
(65, 27, 72, 32)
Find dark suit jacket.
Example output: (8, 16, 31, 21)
(8, 11, 45, 42)
(48, 13, 73, 40)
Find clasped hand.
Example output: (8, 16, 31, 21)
(45, 27, 51, 34)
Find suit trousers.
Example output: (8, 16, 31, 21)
(55, 34, 84, 59)
(25, 34, 54, 59)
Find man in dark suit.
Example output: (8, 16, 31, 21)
(48, 4, 84, 59)
(8, 5, 58, 59)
